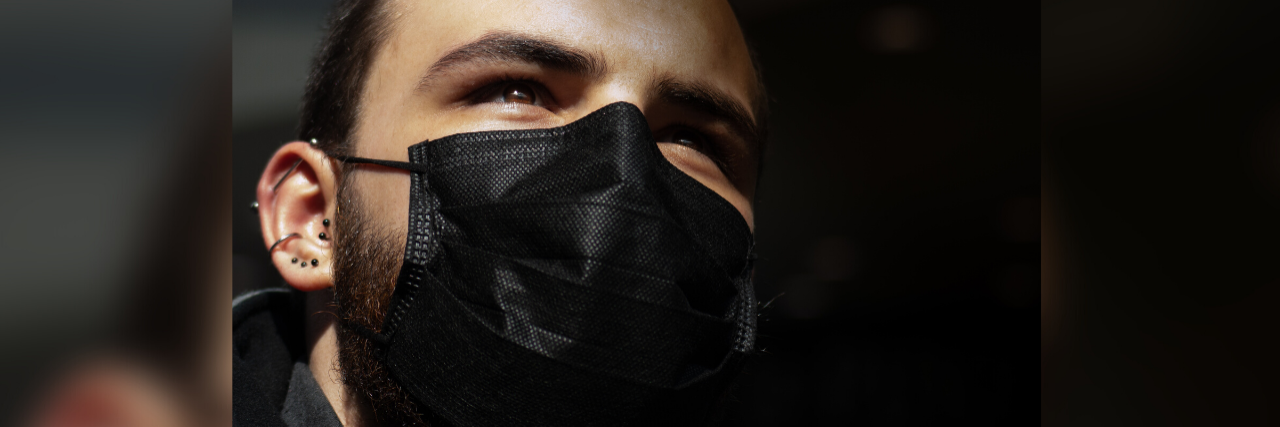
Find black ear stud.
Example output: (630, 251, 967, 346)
(291, 258, 297, 264)
(311, 259, 319, 266)
(323, 218, 330, 227)
(319, 232, 328, 240)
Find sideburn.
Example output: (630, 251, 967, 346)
(331, 172, 427, 426)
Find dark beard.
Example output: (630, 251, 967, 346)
(330, 176, 429, 427)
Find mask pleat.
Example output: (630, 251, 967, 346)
(375, 102, 757, 426)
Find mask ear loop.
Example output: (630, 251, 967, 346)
(307, 153, 397, 348)
(343, 319, 392, 348)
(256, 152, 426, 212)
(337, 156, 431, 173)
(328, 155, 423, 351)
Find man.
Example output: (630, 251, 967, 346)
(234, 0, 768, 425)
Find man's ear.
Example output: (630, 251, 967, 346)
(256, 142, 339, 292)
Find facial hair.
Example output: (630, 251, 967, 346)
(330, 174, 429, 426)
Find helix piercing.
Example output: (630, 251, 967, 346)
(271, 158, 304, 193)
(261, 140, 320, 207)
(323, 219, 330, 227)
(268, 233, 301, 253)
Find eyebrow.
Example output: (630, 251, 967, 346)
(417, 31, 762, 154)
(418, 31, 607, 89)
(654, 77, 763, 154)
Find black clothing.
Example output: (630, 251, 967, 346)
(233, 288, 342, 427)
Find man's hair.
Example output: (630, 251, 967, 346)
(298, 0, 769, 165)
(297, 0, 394, 158)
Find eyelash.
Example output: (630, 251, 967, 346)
(467, 74, 555, 106)
(663, 122, 735, 179)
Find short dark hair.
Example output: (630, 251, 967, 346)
(298, 0, 768, 174)
(297, 0, 393, 158)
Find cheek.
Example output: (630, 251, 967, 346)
(657, 143, 755, 231)
(352, 171, 411, 236)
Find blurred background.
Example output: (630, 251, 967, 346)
(232, 0, 1039, 425)
(0, 0, 229, 425)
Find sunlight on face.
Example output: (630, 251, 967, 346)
(351, 0, 762, 233)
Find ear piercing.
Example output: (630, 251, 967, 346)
(276, 219, 330, 268)
(252, 139, 319, 216)
(269, 233, 300, 253)
(272, 158, 304, 193)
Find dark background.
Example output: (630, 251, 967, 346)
(233, 0, 1039, 425)
(1042, 1, 1280, 425)
(0, 0, 229, 423)
(728, 1, 1039, 425)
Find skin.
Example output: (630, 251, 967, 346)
(256, 1, 760, 425)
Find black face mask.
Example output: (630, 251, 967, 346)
(340, 102, 757, 426)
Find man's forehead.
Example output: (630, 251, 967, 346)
(380, 0, 756, 102)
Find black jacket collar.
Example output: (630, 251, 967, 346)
(233, 288, 341, 427)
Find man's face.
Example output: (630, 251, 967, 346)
(347, 0, 761, 235)
(327, 2, 761, 424)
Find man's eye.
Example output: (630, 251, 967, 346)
(668, 128, 706, 149)
(658, 126, 733, 177)
(499, 82, 536, 105)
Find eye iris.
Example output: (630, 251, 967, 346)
(672, 129, 700, 147)
(502, 83, 535, 104)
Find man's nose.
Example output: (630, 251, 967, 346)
(580, 81, 651, 120)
